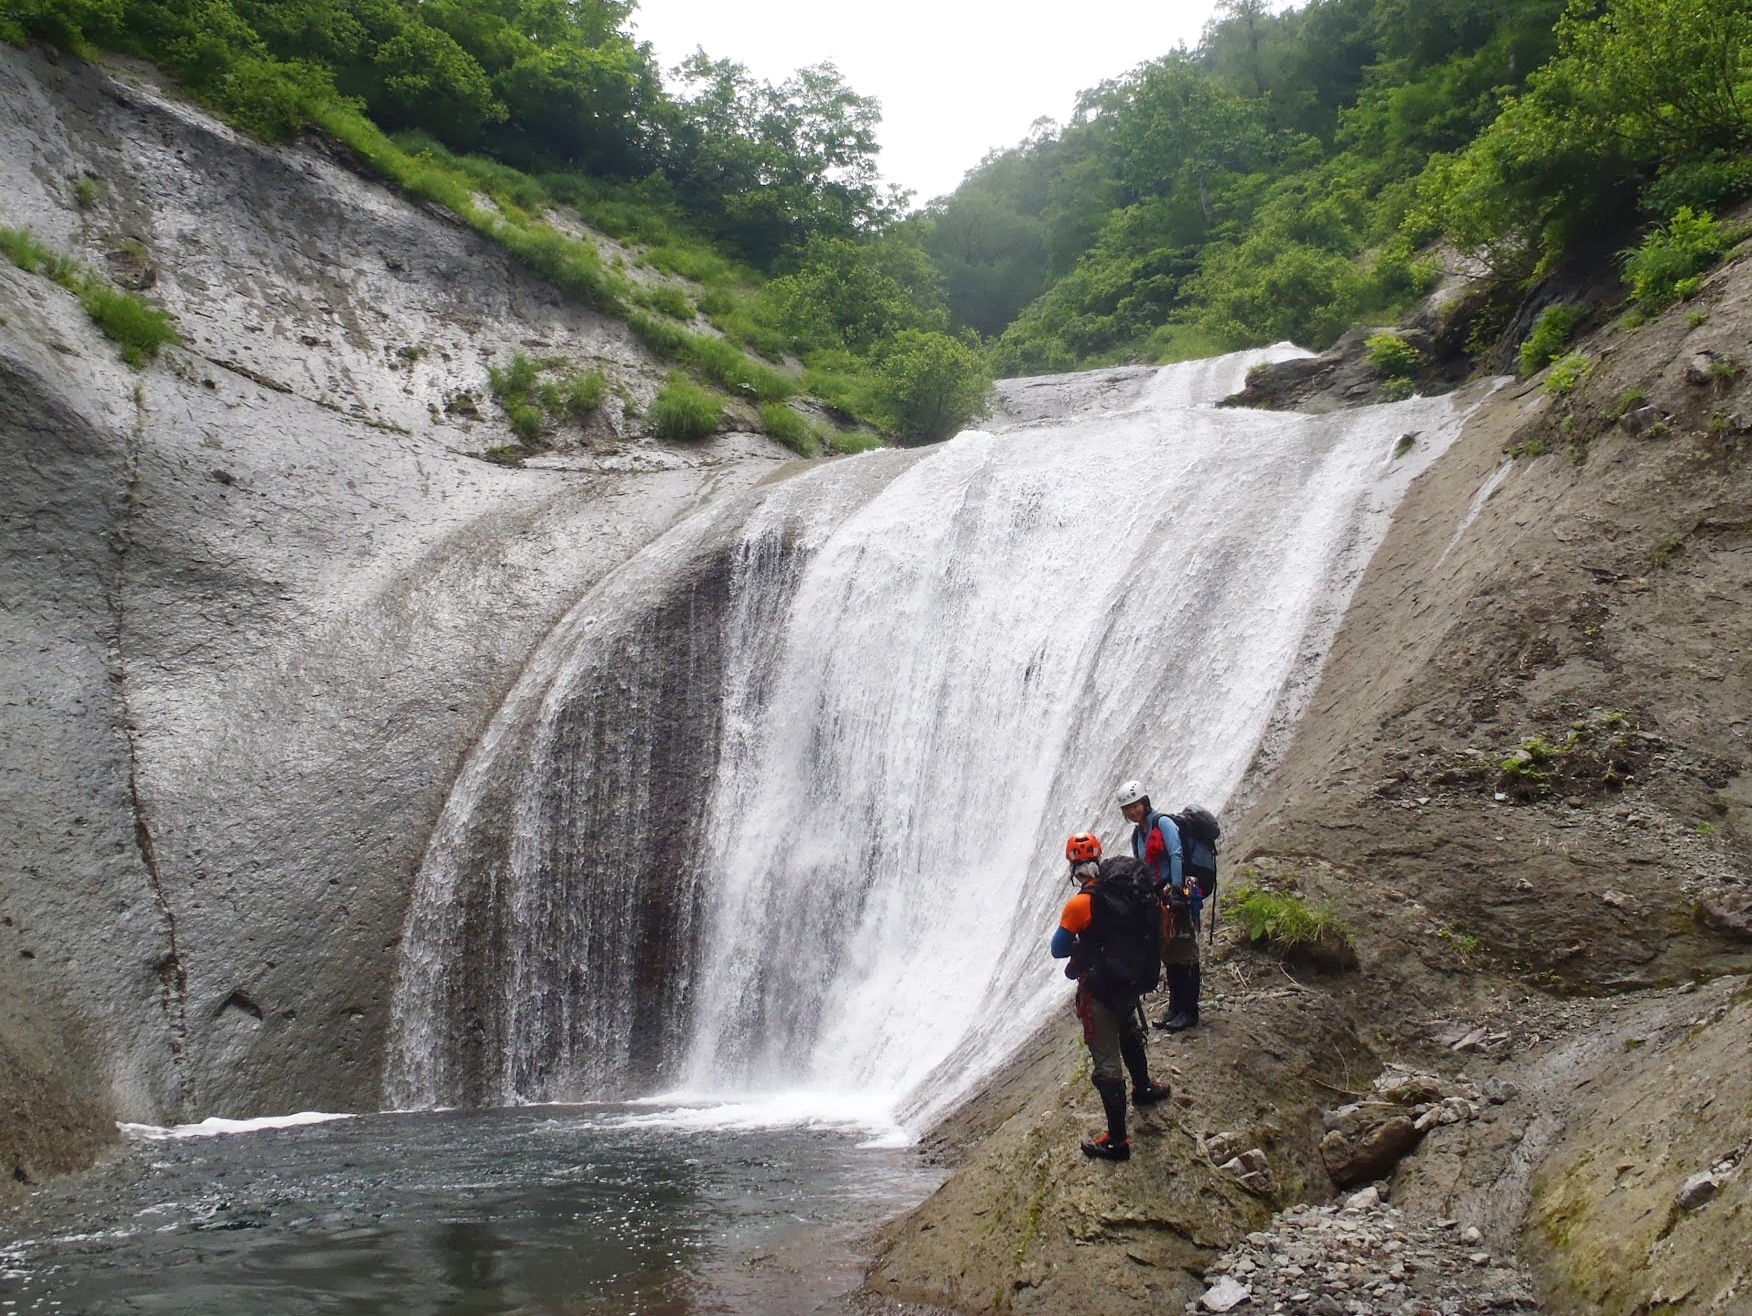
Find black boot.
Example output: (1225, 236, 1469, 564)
(1082, 1077, 1131, 1160)
(1164, 965, 1201, 1032)
(1155, 965, 1190, 1030)
(1119, 1029, 1170, 1105)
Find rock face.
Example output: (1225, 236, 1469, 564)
(0, 42, 791, 1160)
(1526, 983, 1752, 1315)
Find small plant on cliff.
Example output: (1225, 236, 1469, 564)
(1544, 352, 1591, 399)
(1365, 332, 1421, 378)
(487, 352, 606, 445)
(1228, 881, 1354, 970)
(757, 401, 821, 457)
(1518, 305, 1580, 376)
(1, 223, 179, 365)
(649, 374, 723, 439)
(1623, 207, 1733, 312)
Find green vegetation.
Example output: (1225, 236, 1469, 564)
(1544, 352, 1591, 399)
(1365, 333, 1421, 378)
(1, 223, 179, 364)
(1519, 305, 1580, 376)
(757, 401, 822, 457)
(485, 352, 607, 447)
(0, 0, 964, 446)
(648, 374, 723, 440)
(1435, 925, 1484, 956)
(14, 0, 1752, 420)
(868, 330, 993, 442)
(1228, 881, 1352, 953)
(1623, 208, 1734, 311)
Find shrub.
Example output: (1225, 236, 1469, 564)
(757, 401, 820, 456)
(488, 354, 606, 442)
(1379, 377, 1415, 401)
(1545, 352, 1592, 398)
(636, 282, 695, 321)
(827, 429, 886, 454)
(648, 375, 723, 439)
(627, 314, 793, 403)
(1229, 883, 1348, 949)
(870, 330, 993, 443)
(1623, 207, 1733, 312)
(1364, 331, 1421, 378)
(1518, 305, 1580, 375)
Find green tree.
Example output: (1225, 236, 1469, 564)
(667, 53, 898, 261)
(871, 330, 993, 442)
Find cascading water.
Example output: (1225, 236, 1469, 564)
(386, 348, 1492, 1134)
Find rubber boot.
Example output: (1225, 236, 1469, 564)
(1119, 1030, 1170, 1105)
(1151, 965, 1180, 1029)
(1165, 965, 1200, 1032)
(1155, 965, 1191, 1031)
(1081, 1077, 1131, 1160)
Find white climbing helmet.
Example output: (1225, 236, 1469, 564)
(1115, 779, 1148, 808)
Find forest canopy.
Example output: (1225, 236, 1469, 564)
(6, 0, 1751, 430)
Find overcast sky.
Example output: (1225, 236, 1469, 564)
(629, 0, 1225, 205)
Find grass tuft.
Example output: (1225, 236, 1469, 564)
(757, 401, 821, 456)
(2, 224, 180, 365)
(648, 374, 723, 440)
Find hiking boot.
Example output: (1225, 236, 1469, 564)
(1131, 1080, 1171, 1106)
(1153, 1012, 1189, 1031)
(1080, 1133, 1131, 1161)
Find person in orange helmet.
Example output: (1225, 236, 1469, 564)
(1051, 832, 1172, 1161)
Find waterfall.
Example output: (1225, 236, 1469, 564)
(385, 349, 1488, 1132)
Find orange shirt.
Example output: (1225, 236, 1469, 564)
(1059, 889, 1094, 935)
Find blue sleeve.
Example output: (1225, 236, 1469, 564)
(1160, 816, 1184, 887)
(1050, 926, 1076, 959)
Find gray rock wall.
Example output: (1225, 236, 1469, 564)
(0, 44, 792, 1140)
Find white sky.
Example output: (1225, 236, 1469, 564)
(628, 0, 1224, 204)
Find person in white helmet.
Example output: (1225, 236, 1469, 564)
(1116, 780, 1202, 1031)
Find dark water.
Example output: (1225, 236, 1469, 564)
(0, 1108, 942, 1315)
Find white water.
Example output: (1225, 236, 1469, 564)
(386, 349, 1489, 1135)
(119, 1112, 356, 1139)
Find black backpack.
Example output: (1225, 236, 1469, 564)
(1166, 806, 1221, 897)
(1084, 856, 1163, 1006)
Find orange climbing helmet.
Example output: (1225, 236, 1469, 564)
(1065, 832, 1103, 864)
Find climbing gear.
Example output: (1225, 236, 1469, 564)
(1115, 779, 1148, 808)
(1081, 1132, 1132, 1161)
(1132, 1080, 1172, 1106)
(1083, 856, 1162, 1005)
(1065, 832, 1103, 864)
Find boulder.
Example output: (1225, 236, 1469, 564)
(1321, 1114, 1421, 1187)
